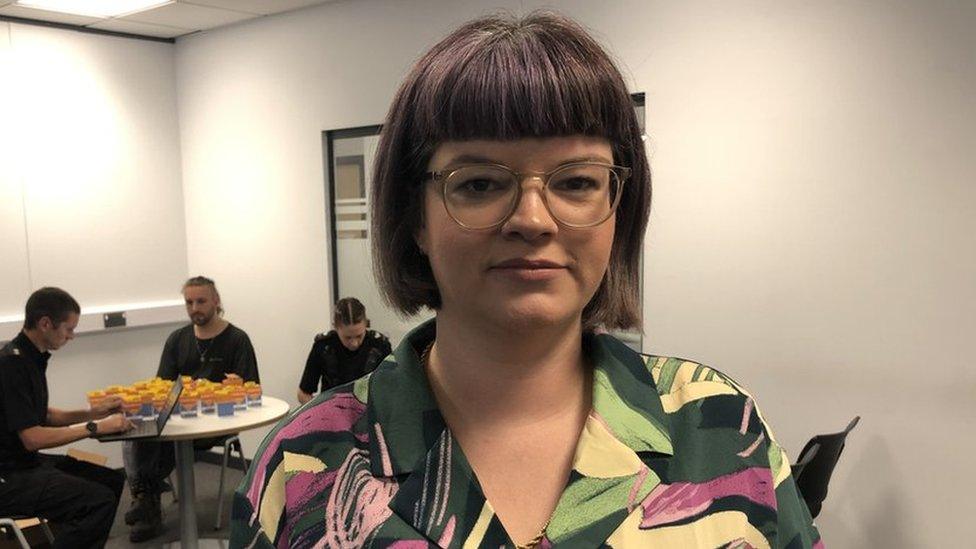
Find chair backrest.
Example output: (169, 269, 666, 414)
(0, 517, 31, 548)
(1, 515, 54, 547)
(792, 416, 860, 518)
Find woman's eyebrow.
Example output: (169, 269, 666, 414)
(443, 154, 613, 167)
(561, 155, 614, 164)
(446, 153, 497, 165)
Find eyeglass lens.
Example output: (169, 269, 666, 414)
(443, 164, 620, 228)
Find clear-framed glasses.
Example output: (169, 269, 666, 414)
(424, 162, 630, 230)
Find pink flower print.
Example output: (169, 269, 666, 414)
(316, 448, 399, 548)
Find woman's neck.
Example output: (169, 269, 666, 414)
(427, 309, 590, 428)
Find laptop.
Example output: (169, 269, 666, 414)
(96, 377, 183, 442)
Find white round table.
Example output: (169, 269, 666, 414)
(159, 396, 289, 549)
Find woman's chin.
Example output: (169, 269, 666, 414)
(440, 290, 584, 331)
(487, 298, 580, 331)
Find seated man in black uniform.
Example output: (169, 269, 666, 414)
(297, 297, 391, 404)
(0, 287, 133, 548)
(123, 276, 259, 542)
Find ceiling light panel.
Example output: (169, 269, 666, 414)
(14, 0, 174, 18)
(0, 3, 101, 24)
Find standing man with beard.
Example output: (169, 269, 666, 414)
(123, 276, 259, 542)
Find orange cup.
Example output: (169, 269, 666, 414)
(231, 387, 246, 409)
(87, 390, 106, 409)
(199, 389, 216, 413)
(216, 391, 236, 416)
(178, 394, 200, 417)
(122, 396, 142, 418)
(138, 392, 155, 417)
(245, 385, 262, 407)
(152, 393, 167, 412)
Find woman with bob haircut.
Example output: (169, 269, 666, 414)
(234, 12, 822, 549)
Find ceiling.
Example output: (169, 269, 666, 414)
(0, 0, 336, 40)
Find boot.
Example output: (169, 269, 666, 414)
(124, 478, 148, 525)
(124, 498, 143, 526)
(129, 479, 165, 542)
(125, 478, 172, 524)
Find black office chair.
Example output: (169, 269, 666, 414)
(0, 516, 55, 548)
(791, 416, 860, 518)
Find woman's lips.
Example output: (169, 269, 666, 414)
(489, 258, 566, 281)
(492, 258, 563, 269)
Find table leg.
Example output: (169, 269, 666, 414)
(174, 440, 198, 549)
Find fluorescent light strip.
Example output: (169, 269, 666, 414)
(15, 0, 175, 19)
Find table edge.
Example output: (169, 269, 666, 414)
(156, 397, 290, 442)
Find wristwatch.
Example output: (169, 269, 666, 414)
(85, 421, 98, 437)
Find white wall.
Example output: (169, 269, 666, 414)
(0, 23, 188, 311)
(172, 0, 973, 546)
(0, 23, 32, 318)
(0, 22, 187, 466)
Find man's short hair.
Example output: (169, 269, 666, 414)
(24, 287, 81, 329)
(333, 297, 366, 327)
(182, 275, 223, 315)
(370, 11, 650, 330)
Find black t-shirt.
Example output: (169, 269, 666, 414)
(299, 330, 391, 394)
(157, 323, 260, 383)
(0, 332, 50, 470)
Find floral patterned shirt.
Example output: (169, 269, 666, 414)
(231, 321, 823, 548)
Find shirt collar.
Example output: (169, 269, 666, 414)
(366, 319, 676, 546)
(366, 320, 443, 478)
(14, 331, 51, 370)
(586, 329, 674, 457)
(367, 319, 674, 478)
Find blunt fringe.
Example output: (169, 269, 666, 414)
(371, 11, 651, 330)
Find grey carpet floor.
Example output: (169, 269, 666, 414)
(105, 459, 242, 548)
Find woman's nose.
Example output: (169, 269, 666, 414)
(501, 177, 558, 240)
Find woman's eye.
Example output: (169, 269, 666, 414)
(462, 178, 497, 192)
(553, 177, 599, 192)
(452, 177, 509, 196)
